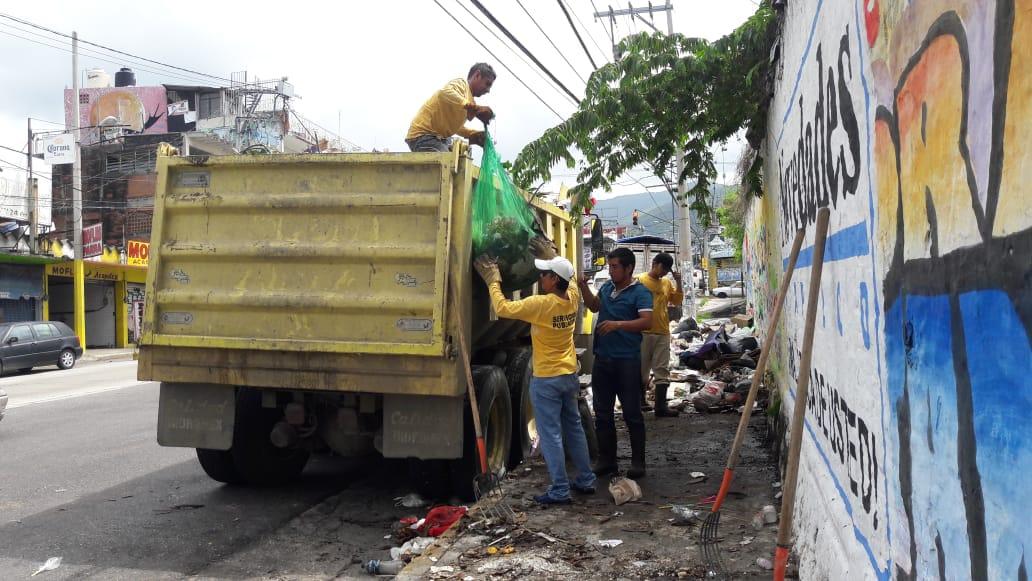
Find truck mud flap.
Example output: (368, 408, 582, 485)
(382, 394, 463, 459)
(157, 382, 236, 450)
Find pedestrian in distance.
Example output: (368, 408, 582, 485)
(474, 254, 596, 505)
(637, 253, 684, 418)
(405, 63, 496, 152)
(577, 247, 653, 479)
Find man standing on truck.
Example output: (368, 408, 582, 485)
(406, 63, 497, 152)
(637, 253, 684, 418)
(474, 255, 596, 505)
(577, 247, 653, 479)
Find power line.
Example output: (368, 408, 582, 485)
(450, 0, 579, 106)
(0, 13, 234, 85)
(515, 0, 589, 82)
(432, 0, 566, 121)
(0, 25, 223, 87)
(469, 0, 582, 103)
(585, 0, 615, 61)
(556, 0, 599, 70)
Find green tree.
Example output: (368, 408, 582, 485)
(717, 189, 746, 262)
(512, 3, 776, 216)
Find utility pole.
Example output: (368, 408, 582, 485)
(26, 118, 36, 254)
(71, 31, 86, 350)
(594, 0, 696, 318)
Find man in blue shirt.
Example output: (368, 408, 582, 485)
(577, 247, 653, 478)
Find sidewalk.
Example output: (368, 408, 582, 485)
(398, 322, 786, 580)
(79, 347, 136, 364)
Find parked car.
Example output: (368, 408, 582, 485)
(0, 387, 7, 423)
(0, 321, 83, 376)
(711, 281, 745, 298)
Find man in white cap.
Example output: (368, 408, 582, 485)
(474, 254, 596, 505)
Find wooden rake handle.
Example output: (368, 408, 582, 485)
(774, 208, 831, 579)
(711, 228, 805, 513)
(455, 309, 490, 475)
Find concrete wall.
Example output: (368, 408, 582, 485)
(744, 0, 1031, 579)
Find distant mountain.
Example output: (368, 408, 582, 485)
(592, 185, 731, 240)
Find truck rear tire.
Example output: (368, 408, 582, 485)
(451, 365, 511, 500)
(196, 448, 245, 484)
(229, 388, 310, 486)
(504, 348, 534, 470)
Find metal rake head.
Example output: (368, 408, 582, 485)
(474, 472, 517, 523)
(699, 511, 728, 579)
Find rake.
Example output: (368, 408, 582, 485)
(455, 312, 517, 524)
(698, 227, 805, 577)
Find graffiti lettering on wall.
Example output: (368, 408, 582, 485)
(777, 27, 862, 240)
(867, 0, 1032, 579)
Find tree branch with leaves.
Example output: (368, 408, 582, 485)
(512, 3, 777, 217)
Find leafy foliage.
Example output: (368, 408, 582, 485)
(512, 3, 777, 216)
(717, 189, 746, 262)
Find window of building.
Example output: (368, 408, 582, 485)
(198, 92, 222, 119)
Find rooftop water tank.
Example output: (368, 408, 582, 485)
(114, 67, 136, 87)
(86, 68, 111, 88)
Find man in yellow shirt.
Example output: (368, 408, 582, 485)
(637, 253, 684, 417)
(406, 63, 497, 152)
(474, 255, 596, 505)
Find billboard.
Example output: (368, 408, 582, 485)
(83, 223, 103, 258)
(126, 240, 149, 266)
(41, 133, 75, 164)
(64, 86, 168, 145)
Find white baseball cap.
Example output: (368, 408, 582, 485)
(534, 256, 576, 281)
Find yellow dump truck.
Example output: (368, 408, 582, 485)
(138, 143, 598, 493)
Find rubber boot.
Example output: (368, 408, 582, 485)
(654, 383, 680, 417)
(593, 425, 619, 475)
(626, 427, 647, 479)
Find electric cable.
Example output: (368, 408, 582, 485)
(515, 0, 589, 81)
(469, 0, 581, 103)
(432, 0, 566, 120)
(556, 0, 599, 70)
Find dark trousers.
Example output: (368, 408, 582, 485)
(592, 356, 646, 459)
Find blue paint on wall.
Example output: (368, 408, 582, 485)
(836, 283, 844, 336)
(859, 282, 871, 350)
(784, 220, 871, 270)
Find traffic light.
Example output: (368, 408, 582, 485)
(632, 209, 639, 226)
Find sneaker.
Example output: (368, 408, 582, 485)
(572, 483, 596, 494)
(534, 493, 573, 505)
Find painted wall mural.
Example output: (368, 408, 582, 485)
(64, 86, 168, 146)
(747, 0, 1031, 579)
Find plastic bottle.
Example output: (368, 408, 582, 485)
(365, 559, 405, 575)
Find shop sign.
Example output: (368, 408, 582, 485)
(48, 263, 120, 281)
(127, 240, 149, 266)
(42, 133, 75, 164)
(83, 223, 103, 258)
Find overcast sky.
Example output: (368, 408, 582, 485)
(0, 0, 757, 201)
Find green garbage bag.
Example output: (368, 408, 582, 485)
(471, 132, 546, 291)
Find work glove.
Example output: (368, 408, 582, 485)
(474, 255, 502, 286)
(529, 236, 558, 260)
(468, 131, 486, 147)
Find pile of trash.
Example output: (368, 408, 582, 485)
(658, 314, 768, 415)
(365, 496, 468, 575)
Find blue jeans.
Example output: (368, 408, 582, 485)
(405, 134, 453, 152)
(530, 373, 597, 500)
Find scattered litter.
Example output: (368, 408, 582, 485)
(772, 481, 782, 489)
(365, 559, 404, 575)
(739, 536, 755, 545)
(501, 546, 515, 555)
(418, 505, 467, 537)
(54, 489, 67, 493)
(390, 536, 435, 560)
(775, 491, 783, 499)
(465, 577, 475, 581)
(394, 492, 429, 508)
(751, 512, 765, 530)
(534, 531, 559, 543)
(671, 505, 701, 525)
(430, 565, 455, 574)
(598, 539, 624, 548)
(609, 477, 642, 505)
(756, 557, 774, 570)
(687, 471, 707, 484)
(31, 557, 61, 577)
(486, 546, 499, 556)
(762, 504, 778, 524)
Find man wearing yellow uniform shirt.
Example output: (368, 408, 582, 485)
(406, 63, 497, 152)
(474, 255, 596, 505)
(637, 253, 684, 417)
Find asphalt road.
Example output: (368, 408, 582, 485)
(0, 362, 408, 580)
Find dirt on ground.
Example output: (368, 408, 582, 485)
(399, 392, 788, 580)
